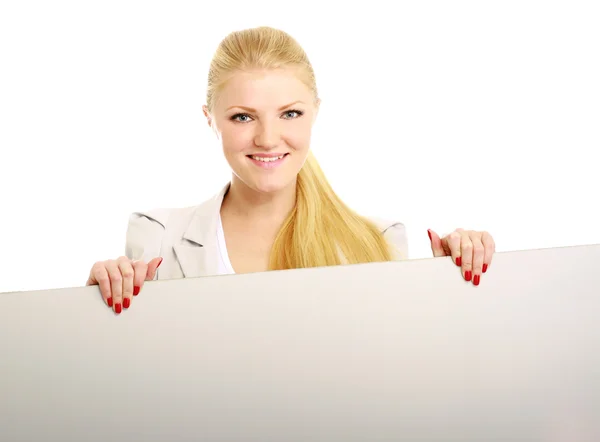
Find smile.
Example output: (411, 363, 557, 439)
(246, 153, 289, 169)
(249, 154, 286, 162)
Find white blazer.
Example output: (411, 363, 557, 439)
(125, 183, 409, 280)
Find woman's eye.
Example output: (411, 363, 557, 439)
(283, 110, 303, 119)
(231, 110, 303, 122)
(232, 113, 252, 122)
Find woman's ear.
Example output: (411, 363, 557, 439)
(202, 105, 212, 127)
(203, 105, 221, 139)
(313, 98, 321, 123)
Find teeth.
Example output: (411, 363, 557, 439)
(251, 154, 285, 162)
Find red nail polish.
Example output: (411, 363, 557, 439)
(474, 275, 480, 286)
(157, 257, 163, 268)
(107, 297, 113, 308)
(456, 257, 462, 266)
(465, 270, 472, 282)
(427, 230, 432, 240)
(115, 303, 122, 314)
(123, 298, 131, 309)
(133, 286, 140, 296)
(482, 263, 488, 273)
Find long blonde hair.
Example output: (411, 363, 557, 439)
(206, 26, 395, 269)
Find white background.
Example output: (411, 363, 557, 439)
(0, 0, 598, 293)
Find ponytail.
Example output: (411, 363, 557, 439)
(269, 151, 394, 270)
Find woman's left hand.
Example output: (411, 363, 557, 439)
(428, 228, 496, 286)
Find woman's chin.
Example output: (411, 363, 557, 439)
(238, 174, 297, 195)
(252, 179, 294, 195)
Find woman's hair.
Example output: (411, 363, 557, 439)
(206, 26, 396, 269)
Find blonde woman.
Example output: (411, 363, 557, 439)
(87, 26, 496, 314)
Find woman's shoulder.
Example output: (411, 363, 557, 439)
(369, 217, 406, 234)
(127, 204, 197, 231)
(127, 185, 228, 236)
(125, 185, 229, 262)
(368, 217, 409, 260)
(124, 204, 198, 261)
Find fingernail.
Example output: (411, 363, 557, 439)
(133, 286, 140, 296)
(123, 298, 131, 309)
(157, 258, 163, 268)
(107, 297, 113, 308)
(115, 303, 122, 314)
(473, 275, 480, 286)
(482, 263, 488, 273)
(456, 257, 462, 266)
(427, 229, 432, 241)
(465, 270, 472, 282)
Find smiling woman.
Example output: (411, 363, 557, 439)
(85, 26, 496, 314)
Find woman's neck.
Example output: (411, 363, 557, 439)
(221, 177, 297, 226)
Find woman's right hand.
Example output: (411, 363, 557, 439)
(86, 256, 163, 314)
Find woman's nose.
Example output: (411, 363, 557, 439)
(254, 121, 281, 148)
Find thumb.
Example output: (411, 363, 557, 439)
(428, 229, 446, 257)
(146, 257, 163, 281)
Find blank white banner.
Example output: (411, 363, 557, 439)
(1, 244, 600, 441)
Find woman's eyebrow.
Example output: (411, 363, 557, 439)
(226, 101, 305, 112)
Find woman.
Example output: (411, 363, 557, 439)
(86, 26, 496, 314)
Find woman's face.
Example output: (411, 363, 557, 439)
(204, 68, 318, 195)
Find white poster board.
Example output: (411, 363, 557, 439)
(1, 244, 599, 441)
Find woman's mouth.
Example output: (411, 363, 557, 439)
(246, 153, 289, 169)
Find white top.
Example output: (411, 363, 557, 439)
(216, 213, 236, 275)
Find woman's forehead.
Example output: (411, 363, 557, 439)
(216, 69, 313, 110)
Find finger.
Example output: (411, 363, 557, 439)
(469, 232, 485, 286)
(105, 260, 124, 314)
(460, 232, 474, 282)
(481, 231, 495, 273)
(445, 231, 463, 266)
(131, 260, 149, 296)
(88, 262, 113, 308)
(146, 257, 163, 281)
(117, 256, 135, 310)
(427, 230, 446, 257)
(131, 257, 163, 298)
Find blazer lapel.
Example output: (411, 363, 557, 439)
(173, 183, 230, 278)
